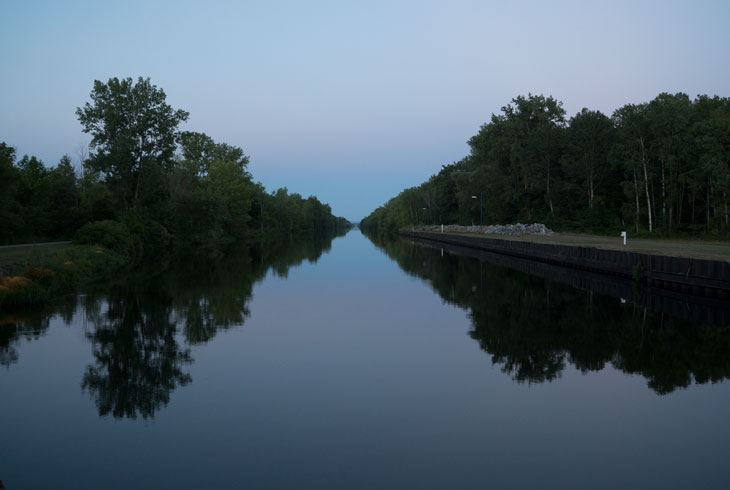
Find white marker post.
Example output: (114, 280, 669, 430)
(621, 231, 627, 246)
(441, 224, 444, 233)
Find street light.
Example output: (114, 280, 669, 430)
(471, 193, 483, 227)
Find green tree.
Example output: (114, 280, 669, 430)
(178, 131, 217, 176)
(646, 93, 692, 231)
(177, 131, 250, 177)
(612, 103, 652, 233)
(562, 109, 615, 211)
(0, 142, 17, 198)
(169, 133, 254, 249)
(467, 94, 566, 222)
(76, 77, 189, 211)
(0, 143, 23, 244)
(46, 154, 81, 238)
(16, 154, 51, 240)
(690, 96, 730, 233)
(207, 158, 254, 240)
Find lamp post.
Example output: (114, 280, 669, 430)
(471, 193, 483, 227)
(415, 207, 427, 225)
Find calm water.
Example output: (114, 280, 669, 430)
(2, 230, 730, 489)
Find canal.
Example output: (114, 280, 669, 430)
(1, 230, 729, 489)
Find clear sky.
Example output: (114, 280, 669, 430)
(2, 0, 729, 221)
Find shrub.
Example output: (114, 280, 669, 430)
(121, 213, 172, 255)
(74, 220, 137, 256)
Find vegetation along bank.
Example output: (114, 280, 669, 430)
(0, 76, 351, 308)
(361, 92, 730, 239)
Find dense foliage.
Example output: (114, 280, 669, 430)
(361, 93, 730, 238)
(1, 77, 350, 250)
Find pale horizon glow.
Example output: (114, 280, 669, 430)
(2, 0, 729, 221)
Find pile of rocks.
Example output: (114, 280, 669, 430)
(413, 223, 555, 236)
(483, 223, 554, 236)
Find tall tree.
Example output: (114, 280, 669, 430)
(646, 93, 692, 231)
(46, 154, 81, 238)
(690, 96, 730, 232)
(0, 143, 23, 244)
(76, 77, 189, 210)
(468, 94, 566, 221)
(16, 155, 51, 239)
(613, 104, 653, 233)
(562, 108, 615, 212)
(178, 131, 250, 177)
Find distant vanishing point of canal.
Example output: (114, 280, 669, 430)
(2, 230, 730, 489)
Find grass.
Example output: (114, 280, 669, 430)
(421, 231, 730, 261)
(0, 243, 127, 309)
(0, 243, 74, 276)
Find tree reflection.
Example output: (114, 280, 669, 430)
(367, 232, 730, 394)
(78, 231, 343, 419)
(1, 312, 52, 367)
(1, 294, 85, 367)
(81, 284, 192, 419)
(1, 230, 345, 418)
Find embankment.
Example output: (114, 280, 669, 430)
(400, 231, 730, 300)
(0, 244, 127, 309)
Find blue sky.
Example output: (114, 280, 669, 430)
(2, 0, 729, 221)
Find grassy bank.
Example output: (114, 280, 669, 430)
(0, 243, 127, 309)
(407, 229, 730, 261)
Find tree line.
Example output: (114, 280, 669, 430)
(361, 92, 730, 238)
(0, 77, 350, 251)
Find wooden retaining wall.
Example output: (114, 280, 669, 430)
(400, 231, 730, 300)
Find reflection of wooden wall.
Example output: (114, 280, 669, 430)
(401, 231, 730, 327)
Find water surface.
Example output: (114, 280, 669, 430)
(2, 231, 730, 489)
